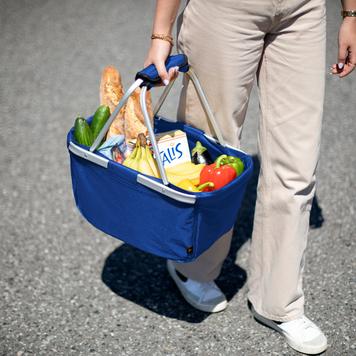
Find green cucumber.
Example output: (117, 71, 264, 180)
(90, 105, 110, 141)
(74, 117, 94, 146)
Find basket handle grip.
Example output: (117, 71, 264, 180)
(135, 54, 189, 88)
(90, 54, 226, 187)
(139, 67, 227, 186)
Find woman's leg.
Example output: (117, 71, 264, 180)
(247, 0, 326, 322)
(173, 0, 269, 281)
(172, 228, 233, 282)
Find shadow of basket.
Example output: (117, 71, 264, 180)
(101, 156, 324, 322)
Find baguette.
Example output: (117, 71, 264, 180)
(100, 66, 125, 138)
(124, 87, 153, 142)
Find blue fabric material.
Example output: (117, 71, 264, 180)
(67, 116, 253, 262)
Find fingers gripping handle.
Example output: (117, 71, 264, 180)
(135, 54, 189, 88)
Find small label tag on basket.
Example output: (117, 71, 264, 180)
(155, 130, 191, 167)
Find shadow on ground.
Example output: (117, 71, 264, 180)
(101, 156, 324, 322)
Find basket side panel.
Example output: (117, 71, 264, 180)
(153, 116, 254, 258)
(194, 180, 248, 256)
(69, 152, 195, 261)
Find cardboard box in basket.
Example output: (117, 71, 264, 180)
(128, 130, 191, 168)
(155, 130, 191, 167)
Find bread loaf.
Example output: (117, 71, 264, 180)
(124, 87, 153, 143)
(100, 66, 125, 138)
(100, 65, 154, 142)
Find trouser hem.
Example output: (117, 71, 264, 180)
(247, 296, 304, 323)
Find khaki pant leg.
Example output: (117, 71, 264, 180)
(173, 228, 233, 282)
(247, 0, 326, 321)
(172, 0, 267, 282)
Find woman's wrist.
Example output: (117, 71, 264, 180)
(342, 15, 356, 24)
(152, 26, 173, 37)
(151, 33, 174, 46)
(341, 10, 356, 17)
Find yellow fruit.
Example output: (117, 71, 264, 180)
(145, 146, 160, 178)
(165, 161, 204, 173)
(130, 145, 141, 171)
(166, 172, 198, 185)
(123, 133, 161, 178)
(190, 177, 200, 185)
(164, 162, 205, 185)
(124, 133, 206, 183)
(137, 147, 156, 177)
(166, 168, 204, 186)
(123, 146, 137, 168)
(166, 162, 205, 176)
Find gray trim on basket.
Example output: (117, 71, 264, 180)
(137, 174, 196, 205)
(69, 142, 109, 168)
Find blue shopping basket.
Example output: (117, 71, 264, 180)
(67, 54, 253, 262)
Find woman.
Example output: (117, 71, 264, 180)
(144, 0, 355, 354)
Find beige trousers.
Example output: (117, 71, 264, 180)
(173, 0, 326, 321)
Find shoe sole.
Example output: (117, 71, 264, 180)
(167, 261, 227, 313)
(248, 301, 328, 355)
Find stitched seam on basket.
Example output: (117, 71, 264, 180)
(189, 199, 199, 261)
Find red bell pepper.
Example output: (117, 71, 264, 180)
(199, 155, 237, 191)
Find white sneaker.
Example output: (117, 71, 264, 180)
(248, 301, 328, 354)
(167, 260, 227, 313)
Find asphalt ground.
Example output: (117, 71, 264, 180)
(0, 0, 355, 355)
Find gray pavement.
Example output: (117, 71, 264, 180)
(0, 0, 355, 355)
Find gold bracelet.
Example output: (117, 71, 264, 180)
(341, 10, 356, 17)
(151, 33, 174, 46)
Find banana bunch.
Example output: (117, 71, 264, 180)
(123, 133, 160, 178)
(165, 161, 205, 186)
(123, 133, 205, 184)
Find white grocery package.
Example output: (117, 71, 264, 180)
(155, 130, 191, 167)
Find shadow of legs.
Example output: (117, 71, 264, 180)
(101, 245, 211, 322)
(309, 195, 324, 229)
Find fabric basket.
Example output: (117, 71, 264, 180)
(67, 54, 253, 262)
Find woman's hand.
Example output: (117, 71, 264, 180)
(331, 17, 356, 77)
(144, 39, 180, 85)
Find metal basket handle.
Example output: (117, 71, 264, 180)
(90, 54, 226, 186)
